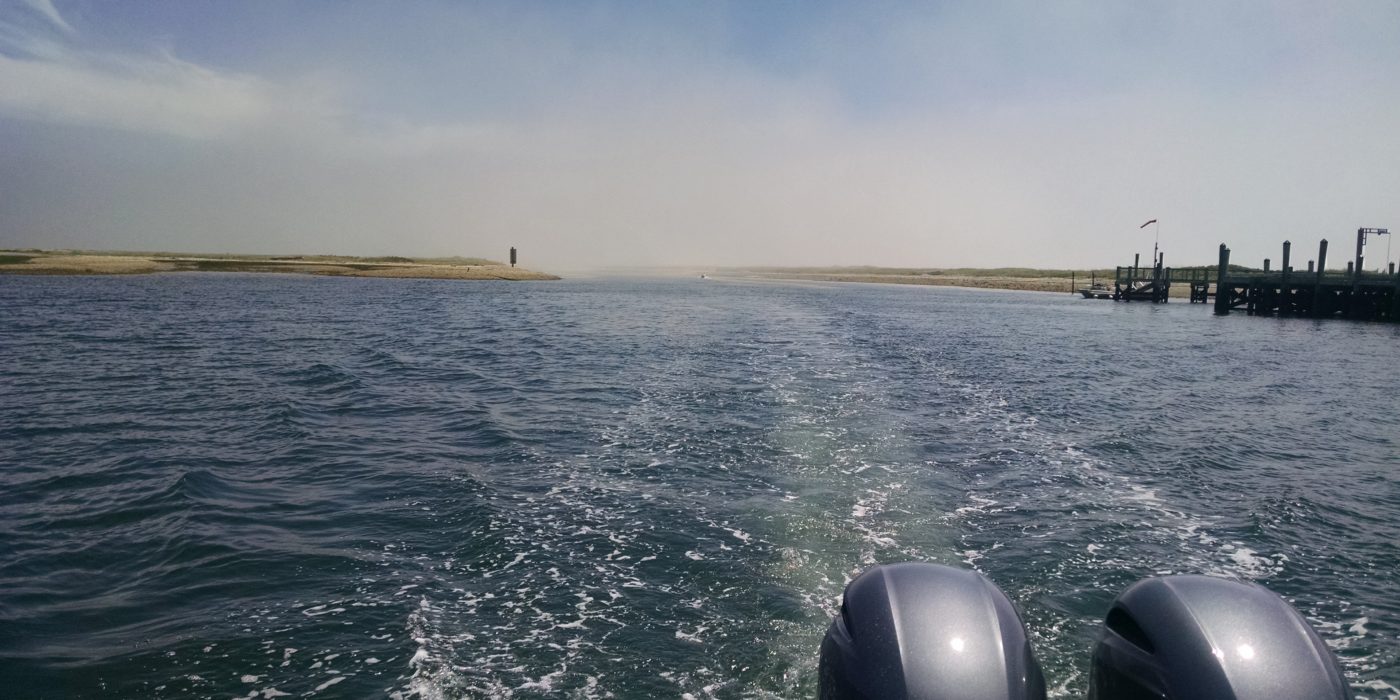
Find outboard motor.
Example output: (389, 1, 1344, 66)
(819, 562, 1046, 699)
(821, 565, 1353, 700)
(1090, 575, 1352, 699)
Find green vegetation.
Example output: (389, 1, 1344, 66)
(0, 255, 35, 265)
(406, 256, 501, 266)
(187, 259, 325, 272)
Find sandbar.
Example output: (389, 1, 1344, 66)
(0, 251, 560, 281)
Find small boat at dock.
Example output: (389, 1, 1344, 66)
(1077, 282, 1112, 299)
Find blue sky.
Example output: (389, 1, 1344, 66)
(2, 0, 1398, 269)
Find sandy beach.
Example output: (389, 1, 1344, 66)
(715, 267, 1161, 295)
(721, 270, 1075, 293)
(0, 252, 560, 281)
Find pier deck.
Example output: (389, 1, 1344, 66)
(1213, 231, 1399, 321)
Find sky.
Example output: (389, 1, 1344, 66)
(1, 0, 1398, 270)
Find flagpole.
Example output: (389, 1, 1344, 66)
(1139, 218, 1159, 271)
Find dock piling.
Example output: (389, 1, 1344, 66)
(1214, 244, 1231, 315)
(1355, 229, 1366, 278)
(1314, 240, 1328, 316)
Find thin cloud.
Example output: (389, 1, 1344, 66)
(0, 50, 280, 138)
(21, 0, 72, 34)
(0, 3, 341, 140)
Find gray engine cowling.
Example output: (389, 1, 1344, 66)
(819, 562, 1046, 699)
(1089, 575, 1352, 700)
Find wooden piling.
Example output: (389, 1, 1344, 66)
(1128, 254, 1139, 302)
(1354, 229, 1366, 279)
(1314, 240, 1328, 315)
(1279, 241, 1292, 314)
(1214, 244, 1231, 315)
(1157, 253, 1168, 302)
(1394, 266, 1400, 320)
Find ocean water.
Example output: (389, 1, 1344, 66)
(1, 272, 1397, 699)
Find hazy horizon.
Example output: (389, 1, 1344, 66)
(2, 1, 1398, 271)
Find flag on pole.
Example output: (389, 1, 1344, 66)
(1140, 219, 1157, 228)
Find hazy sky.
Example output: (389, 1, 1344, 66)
(2, 1, 1398, 269)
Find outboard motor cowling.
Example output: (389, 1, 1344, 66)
(1090, 575, 1352, 700)
(819, 562, 1046, 699)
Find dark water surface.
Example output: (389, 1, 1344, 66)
(2, 273, 1397, 698)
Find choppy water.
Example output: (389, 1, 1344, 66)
(1, 273, 1397, 698)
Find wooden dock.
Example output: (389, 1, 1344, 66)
(1113, 253, 1217, 303)
(1214, 230, 1399, 321)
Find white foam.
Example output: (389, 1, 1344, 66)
(1124, 486, 1160, 503)
(312, 676, 344, 692)
(1355, 679, 1400, 699)
(517, 669, 565, 692)
(1048, 669, 1081, 698)
(1349, 617, 1370, 636)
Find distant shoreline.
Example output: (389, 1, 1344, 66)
(716, 271, 1070, 294)
(715, 267, 1112, 295)
(0, 251, 561, 281)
